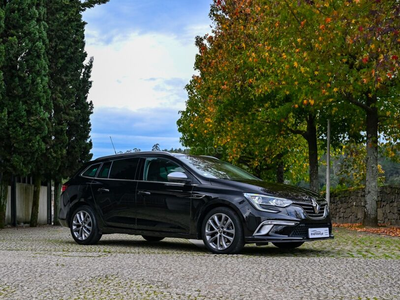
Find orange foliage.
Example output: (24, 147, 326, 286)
(333, 223, 400, 237)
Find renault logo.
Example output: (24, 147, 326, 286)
(311, 199, 320, 214)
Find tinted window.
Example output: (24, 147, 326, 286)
(98, 162, 111, 178)
(176, 155, 260, 180)
(144, 158, 184, 182)
(82, 164, 101, 178)
(109, 158, 139, 180)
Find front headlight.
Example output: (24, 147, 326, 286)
(244, 193, 293, 211)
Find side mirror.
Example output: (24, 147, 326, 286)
(167, 171, 190, 183)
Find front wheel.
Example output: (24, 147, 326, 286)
(70, 206, 102, 245)
(272, 242, 304, 249)
(202, 207, 244, 254)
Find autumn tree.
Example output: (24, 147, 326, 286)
(180, 0, 400, 226)
(179, 0, 361, 188)
(179, 8, 305, 183)
(264, 0, 400, 226)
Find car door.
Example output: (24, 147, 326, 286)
(91, 158, 139, 229)
(135, 157, 193, 234)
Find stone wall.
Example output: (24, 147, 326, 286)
(330, 186, 400, 226)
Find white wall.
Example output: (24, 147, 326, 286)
(5, 184, 48, 225)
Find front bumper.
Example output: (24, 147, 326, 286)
(245, 220, 334, 243)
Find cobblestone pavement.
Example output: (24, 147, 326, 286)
(0, 226, 399, 299)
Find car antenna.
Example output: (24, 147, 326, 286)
(110, 136, 117, 154)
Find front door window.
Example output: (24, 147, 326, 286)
(144, 158, 184, 182)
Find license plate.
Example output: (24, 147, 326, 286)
(308, 228, 329, 238)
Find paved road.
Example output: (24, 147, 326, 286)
(0, 226, 399, 299)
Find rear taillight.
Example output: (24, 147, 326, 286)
(61, 184, 68, 192)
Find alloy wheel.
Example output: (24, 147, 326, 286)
(72, 210, 93, 241)
(205, 213, 236, 251)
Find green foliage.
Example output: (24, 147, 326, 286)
(0, 0, 52, 227)
(62, 56, 94, 177)
(80, 0, 110, 11)
(335, 142, 385, 189)
(1, 0, 51, 177)
(178, 0, 359, 187)
(179, 0, 400, 198)
(0, 6, 5, 142)
(0, 6, 5, 228)
(0, 0, 99, 226)
(45, 0, 93, 180)
(152, 143, 161, 151)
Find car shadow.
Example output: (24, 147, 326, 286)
(78, 238, 208, 254)
(241, 245, 335, 257)
(62, 237, 335, 257)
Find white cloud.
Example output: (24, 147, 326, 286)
(85, 31, 199, 111)
(90, 107, 183, 158)
(82, 0, 213, 158)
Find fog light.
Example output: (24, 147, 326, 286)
(254, 224, 273, 236)
(253, 220, 299, 236)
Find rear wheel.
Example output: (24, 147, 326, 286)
(272, 242, 304, 249)
(70, 206, 102, 245)
(202, 207, 244, 254)
(142, 236, 164, 242)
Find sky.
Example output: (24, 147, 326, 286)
(83, 0, 213, 158)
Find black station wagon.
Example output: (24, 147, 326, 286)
(59, 152, 333, 254)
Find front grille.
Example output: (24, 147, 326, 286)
(294, 202, 326, 219)
(289, 224, 331, 238)
(289, 226, 308, 237)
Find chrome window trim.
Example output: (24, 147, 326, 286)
(79, 176, 186, 186)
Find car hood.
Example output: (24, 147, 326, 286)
(211, 179, 323, 202)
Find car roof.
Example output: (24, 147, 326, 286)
(93, 151, 188, 163)
(92, 152, 220, 163)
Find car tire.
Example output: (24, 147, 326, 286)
(202, 207, 244, 254)
(272, 242, 304, 249)
(142, 235, 164, 242)
(70, 206, 102, 245)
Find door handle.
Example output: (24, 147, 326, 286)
(98, 188, 110, 192)
(190, 194, 205, 199)
(138, 191, 151, 195)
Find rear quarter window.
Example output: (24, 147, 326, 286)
(98, 162, 112, 178)
(82, 163, 101, 178)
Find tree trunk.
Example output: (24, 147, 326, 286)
(364, 105, 379, 227)
(53, 180, 61, 226)
(30, 176, 41, 227)
(303, 114, 319, 192)
(0, 174, 9, 229)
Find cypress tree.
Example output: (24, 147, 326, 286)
(0, 5, 6, 228)
(46, 0, 95, 224)
(80, 0, 110, 10)
(0, 0, 50, 228)
(30, 0, 52, 227)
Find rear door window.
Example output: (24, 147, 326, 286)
(109, 158, 140, 180)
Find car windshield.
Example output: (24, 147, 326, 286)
(177, 155, 260, 181)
